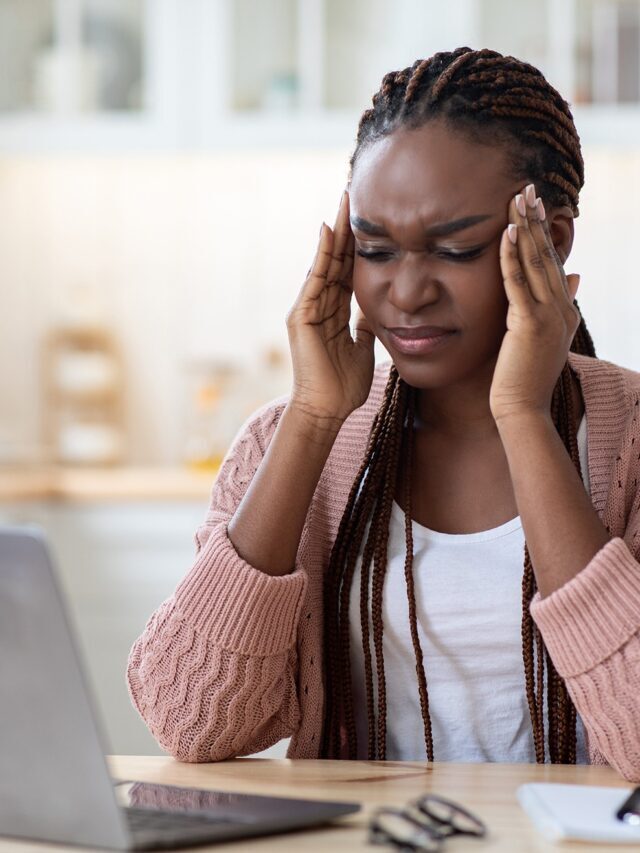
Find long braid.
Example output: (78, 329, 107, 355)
(370, 379, 407, 757)
(521, 550, 544, 762)
(341, 378, 404, 756)
(321, 367, 404, 758)
(402, 387, 434, 761)
(337, 383, 404, 753)
(321, 47, 596, 762)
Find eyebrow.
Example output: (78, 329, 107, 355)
(350, 213, 494, 238)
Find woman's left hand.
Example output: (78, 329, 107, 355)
(490, 182, 581, 424)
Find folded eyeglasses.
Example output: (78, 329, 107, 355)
(369, 793, 487, 852)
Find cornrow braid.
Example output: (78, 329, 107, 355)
(403, 59, 432, 103)
(429, 49, 478, 101)
(321, 47, 596, 763)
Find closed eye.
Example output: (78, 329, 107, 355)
(356, 250, 394, 262)
(356, 247, 486, 263)
(436, 247, 485, 262)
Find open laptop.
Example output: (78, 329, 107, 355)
(0, 527, 360, 849)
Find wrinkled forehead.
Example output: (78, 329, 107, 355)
(349, 126, 515, 225)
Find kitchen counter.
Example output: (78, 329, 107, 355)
(0, 465, 217, 502)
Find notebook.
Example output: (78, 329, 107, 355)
(0, 527, 360, 850)
(517, 782, 640, 844)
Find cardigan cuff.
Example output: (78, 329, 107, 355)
(174, 524, 307, 657)
(530, 537, 640, 678)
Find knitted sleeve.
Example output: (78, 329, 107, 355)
(531, 525, 640, 781)
(126, 400, 309, 762)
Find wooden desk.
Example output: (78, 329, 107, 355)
(0, 756, 633, 851)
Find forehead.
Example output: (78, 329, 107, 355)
(350, 122, 513, 223)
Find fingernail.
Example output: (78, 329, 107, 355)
(507, 224, 518, 244)
(319, 222, 325, 237)
(515, 194, 526, 216)
(525, 183, 536, 207)
(536, 198, 546, 221)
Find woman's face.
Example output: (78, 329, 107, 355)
(349, 120, 533, 392)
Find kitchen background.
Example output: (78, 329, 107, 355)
(2, 0, 640, 758)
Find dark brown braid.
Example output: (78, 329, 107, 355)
(402, 387, 434, 760)
(321, 47, 595, 763)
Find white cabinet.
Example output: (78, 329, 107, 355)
(0, 0, 185, 152)
(2, 0, 640, 151)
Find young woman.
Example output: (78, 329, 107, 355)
(128, 47, 640, 778)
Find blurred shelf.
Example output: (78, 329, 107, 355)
(0, 111, 358, 153)
(0, 465, 217, 503)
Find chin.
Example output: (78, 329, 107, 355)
(387, 345, 498, 391)
(375, 337, 452, 388)
(390, 358, 463, 390)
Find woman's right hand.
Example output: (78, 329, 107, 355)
(286, 190, 376, 427)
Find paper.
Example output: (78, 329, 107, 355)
(517, 783, 640, 843)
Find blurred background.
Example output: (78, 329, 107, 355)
(1, 0, 640, 757)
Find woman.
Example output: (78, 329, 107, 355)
(127, 48, 640, 778)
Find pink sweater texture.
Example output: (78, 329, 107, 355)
(127, 352, 640, 779)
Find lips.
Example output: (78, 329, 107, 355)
(385, 325, 457, 356)
(386, 326, 455, 339)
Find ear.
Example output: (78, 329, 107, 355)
(547, 204, 574, 265)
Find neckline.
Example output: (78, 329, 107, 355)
(390, 412, 587, 543)
(390, 500, 523, 543)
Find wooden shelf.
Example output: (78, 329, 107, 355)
(0, 465, 217, 503)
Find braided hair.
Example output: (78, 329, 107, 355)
(321, 47, 596, 763)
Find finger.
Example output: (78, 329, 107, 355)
(326, 190, 351, 286)
(322, 298, 352, 344)
(340, 229, 355, 289)
(525, 186, 573, 304)
(302, 224, 335, 300)
(327, 226, 354, 294)
(510, 189, 551, 302)
(499, 223, 536, 310)
(322, 276, 353, 337)
(324, 226, 354, 293)
(322, 230, 355, 320)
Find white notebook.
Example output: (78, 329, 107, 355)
(517, 783, 640, 844)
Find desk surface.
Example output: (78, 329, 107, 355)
(0, 756, 633, 852)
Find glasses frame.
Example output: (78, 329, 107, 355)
(369, 793, 487, 852)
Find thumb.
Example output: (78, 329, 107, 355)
(353, 308, 375, 349)
(566, 273, 580, 302)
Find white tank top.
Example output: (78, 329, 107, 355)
(349, 414, 589, 762)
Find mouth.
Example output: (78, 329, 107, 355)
(385, 326, 458, 356)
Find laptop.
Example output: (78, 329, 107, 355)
(0, 527, 360, 849)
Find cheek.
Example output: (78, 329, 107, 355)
(352, 254, 373, 289)
(474, 250, 509, 308)
(468, 271, 510, 341)
(352, 259, 380, 313)
(455, 259, 508, 340)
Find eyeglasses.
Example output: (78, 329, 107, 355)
(368, 793, 487, 852)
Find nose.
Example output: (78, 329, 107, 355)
(387, 253, 440, 315)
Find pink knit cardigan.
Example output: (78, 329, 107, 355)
(127, 352, 640, 779)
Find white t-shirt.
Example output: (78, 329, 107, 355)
(349, 413, 589, 762)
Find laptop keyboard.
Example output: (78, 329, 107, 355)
(124, 807, 245, 850)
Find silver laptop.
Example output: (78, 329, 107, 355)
(0, 527, 359, 849)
